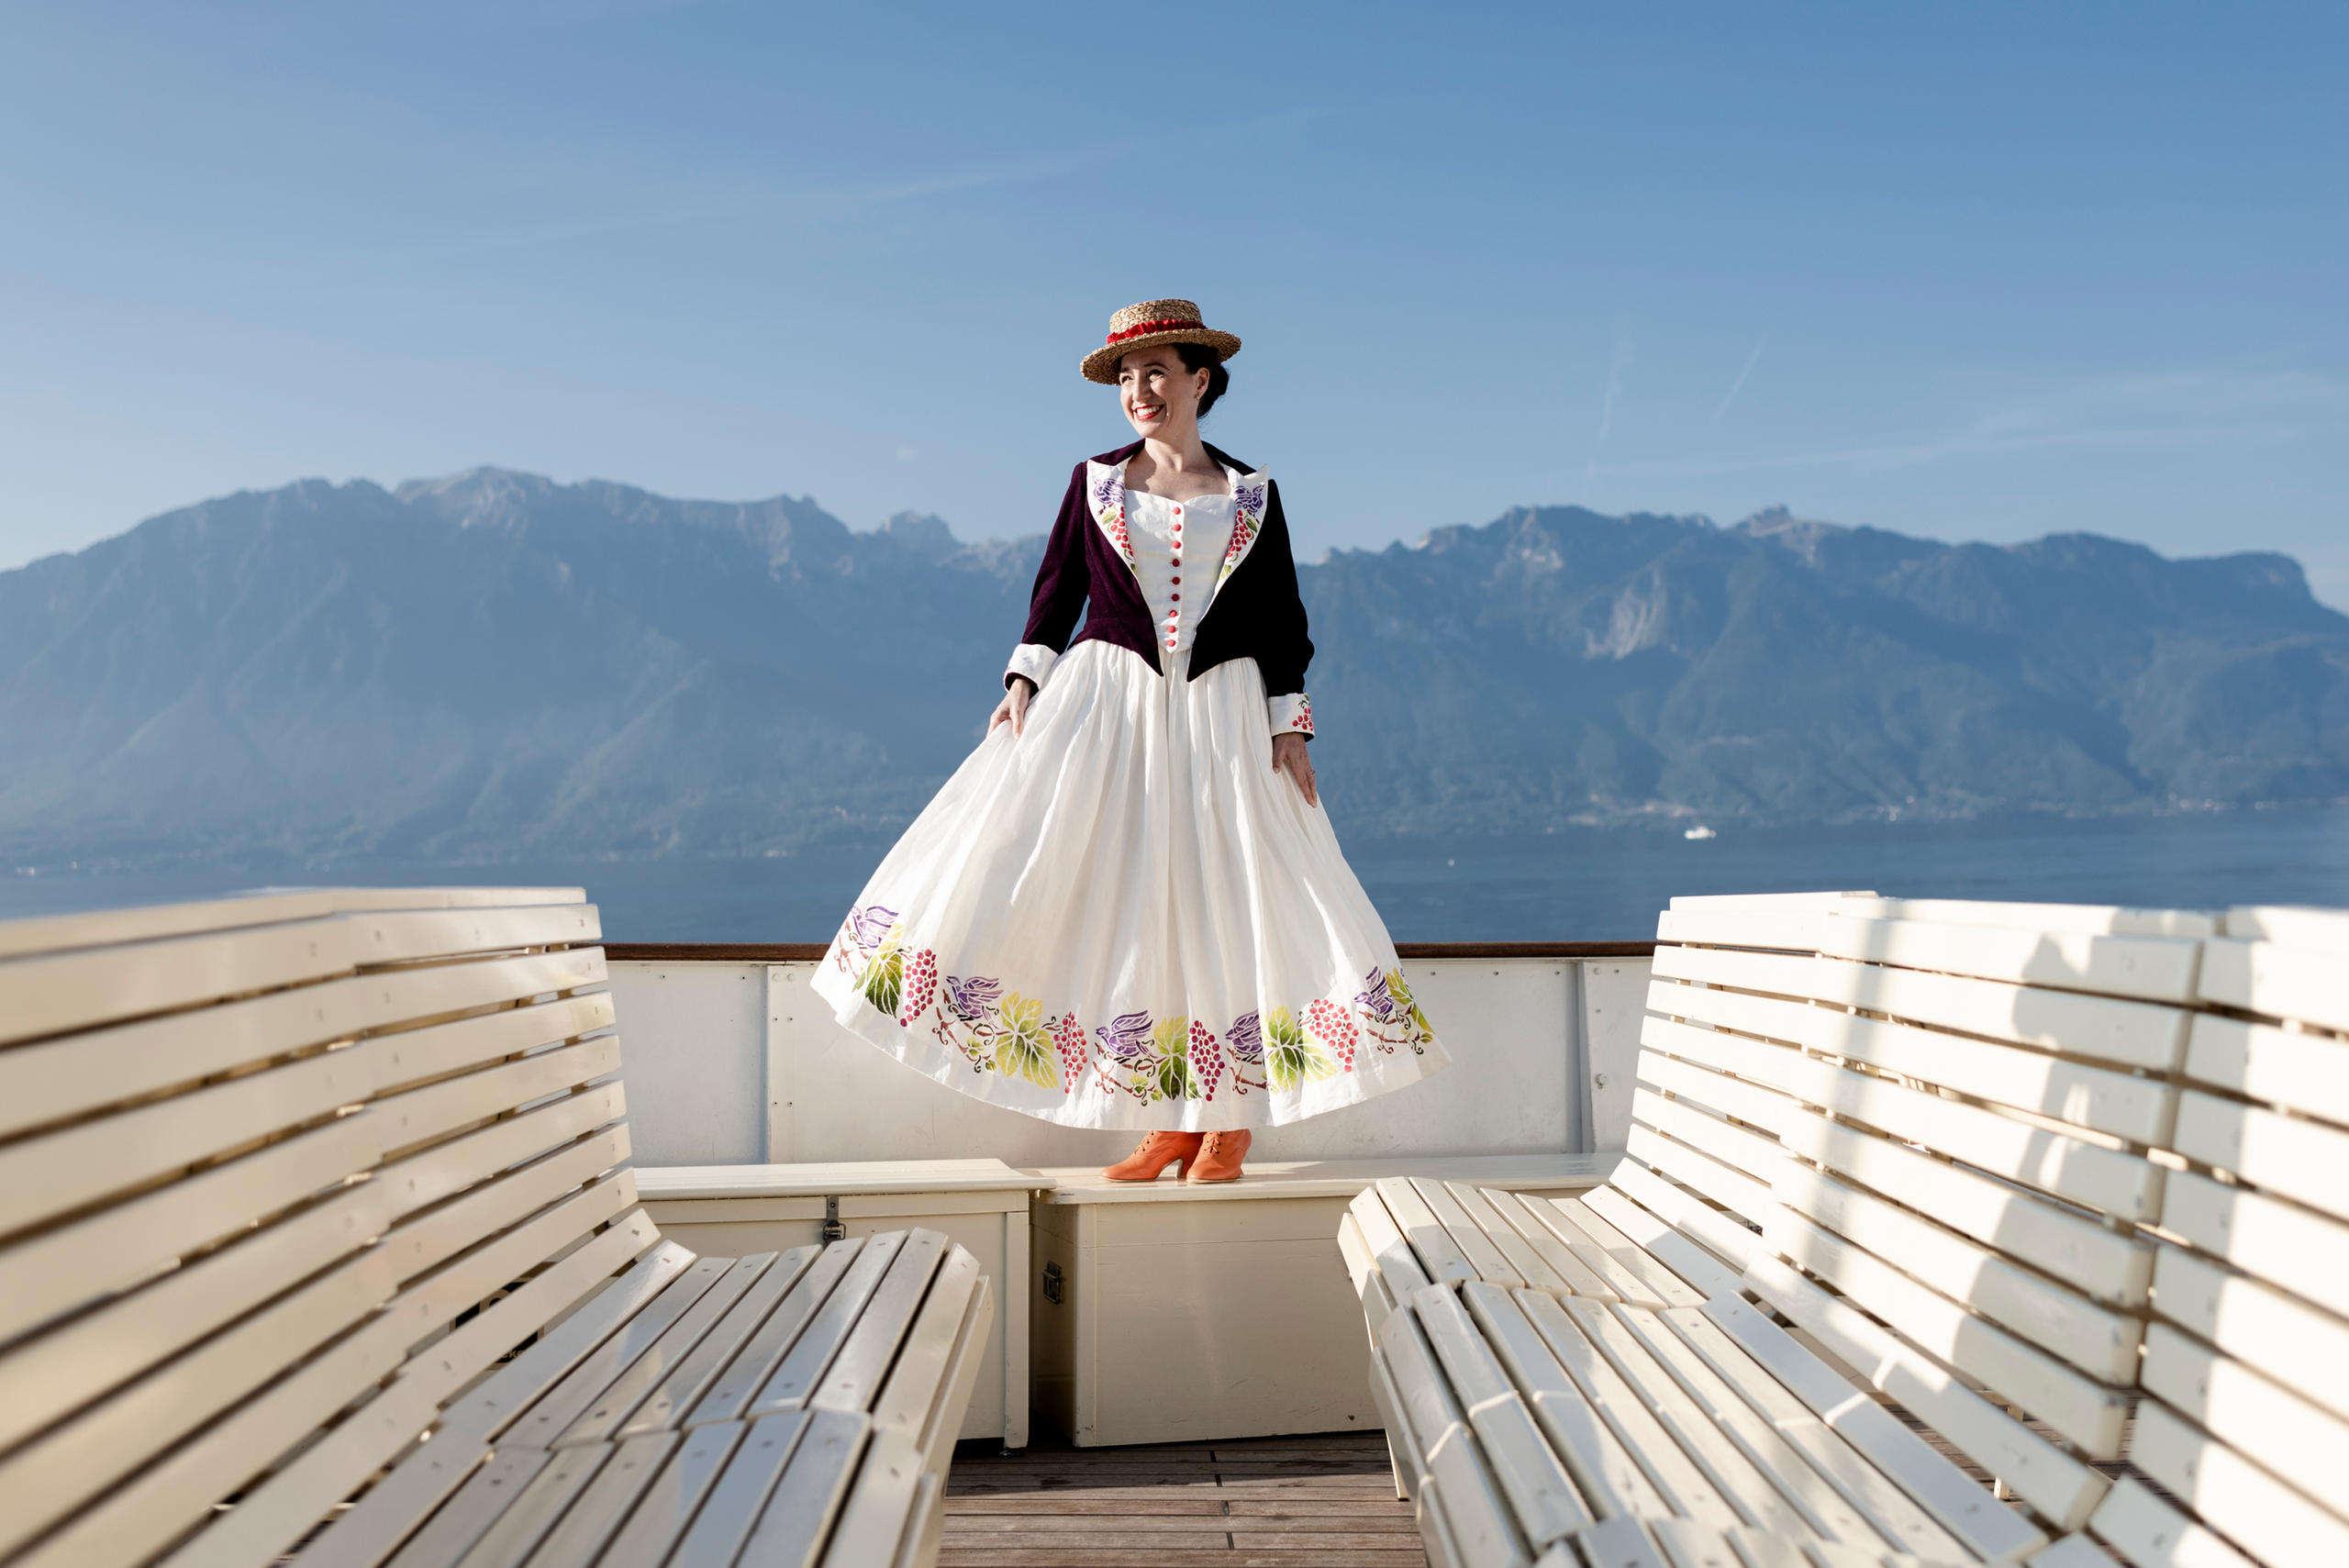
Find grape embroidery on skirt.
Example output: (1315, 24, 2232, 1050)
(831, 902, 1437, 1106)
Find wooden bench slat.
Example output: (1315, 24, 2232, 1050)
(1339, 1210, 1398, 1325)
(1413, 1287, 1593, 1547)
(1561, 1298, 1817, 1540)
(1644, 1517, 1739, 1568)
(2151, 1246, 2349, 1425)
(1742, 1254, 2109, 1529)
(0, 1241, 392, 1557)
(1414, 1177, 1527, 1287)
(866, 1244, 980, 1445)
(0, 1113, 381, 1346)
(2128, 1397, 2349, 1568)
(1765, 1207, 2132, 1455)
(1572, 1190, 1738, 1303)
(1523, 1197, 1672, 1307)
(1774, 1162, 2145, 1384)
(586, 1419, 747, 1568)
(1605, 1305, 1904, 1556)
(499, 1253, 736, 1448)
(380, 1449, 554, 1568)
(1464, 1284, 1667, 1521)
(751, 1229, 909, 1414)
(358, 993, 616, 1099)
(1645, 981, 1818, 1051)
(1632, 1086, 1790, 1189)
(2174, 1090, 2349, 1224)
(552, 1252, 782, 1448)
(2140, 1323, 2349, 1522)
(0, 887, 584, 963)
(382, 1122, 631, 1291)
(440, 1441, 609, 1568)
(1378, 1176, 1480, 1285)
(161, 1198, 656, 1567)
(381, 1172, 639, 1355)
(353, 948, 608, 1047)
(1776, 1105, 2154, 1308)
(1808, 953, 2192, 1073)
(1657, 1308, 1974, 1565)
(2078, 1475, 2259, 1568)
(0, 1178, 386, 1457)
(1848, 895, 2219, 939)
(884, 1268, 991, 1478)
(665, 1408, 810, 1565)
(1721, 1525, 1809, 1568)
(615, 1244, 825, 1439)
(1446, 1182, 1571, 1294)
(18, 1285, 420, 1568)
(2199, 937, 2349, 1033)
(1623, 1125, 1777, 1239)
(1603, 1156, 1773, 1276)
(1477, 1188, 1621, 1301)
(502, 1429, 675, 1567)
(1820, 915, 2202, 1006)
(1634, 1050, 1806, 1141)
(733, 1407, 872, 1568)
(1696, 1296, 2045, 1561)
(1568, 1514, 1671, 1568)
(1352, 1187, 1439, 1297)
(290, 1228, 683, 1568)
(0, 916, 356, 1048)
(888, 1470, 943, 1568)
(373, 1037, 622, 1162)
(1426, 1421, 1539, 1567)
(373, 1085, 626, 1242)
(0, 973, 373, 1142)
(344, 904, 600, 968)
(1380, 1302, 1471, 1469)
(821, 1429, 930, 1568)
(685, 1237, 867, 1429)
(1366, 1322, 1426, 1500)
(2184, 1014, 2349, 1130)
(1515, 1291, 1745, 1534)
(1418, 1471, 1469, 1568)
(811, 1229, 951, 1415)
(2158, 1169, 2349, 1321)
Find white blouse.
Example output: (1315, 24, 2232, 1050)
(1122, 486, 1233, 659)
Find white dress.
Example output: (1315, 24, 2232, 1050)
(812, 476, 1450, 1131)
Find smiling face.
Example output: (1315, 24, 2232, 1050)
(1118, 345, 1211, 441)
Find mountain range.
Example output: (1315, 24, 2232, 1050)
(3, 468, 2344, 865)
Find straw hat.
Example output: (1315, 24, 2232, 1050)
(1079, 299, 1241, 384)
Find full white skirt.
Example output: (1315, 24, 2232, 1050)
(812, 641, 1450, 1130)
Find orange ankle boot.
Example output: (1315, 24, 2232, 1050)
(1102, 1131, 1203, 1182)
(1187, 1129, 1251, 1183)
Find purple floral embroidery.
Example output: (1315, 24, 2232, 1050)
(1233, 483, 1266, 516)
(848, 905, 898, 950)
(1224, 1010, 1264, 1065)
(1091, 471, 1122, 513)
(1353, 966, 1401, 1024)
(942, 973, 1003, 1023)
(1096, 1010, 1154, 1066)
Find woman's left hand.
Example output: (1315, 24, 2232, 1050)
(1272, 732, 1317, 807)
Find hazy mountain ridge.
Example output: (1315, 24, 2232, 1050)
(4, 473, 2343, 865)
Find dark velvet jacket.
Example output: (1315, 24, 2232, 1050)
(1013, 439, 1314, 703)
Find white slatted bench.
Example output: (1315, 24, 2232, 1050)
(1339, 891, 2349, 1568)
(0, 889, 994, 1568)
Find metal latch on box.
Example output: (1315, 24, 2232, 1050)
(1042, 1260, 1063, 1305)
(821, 1195, 845, 1243)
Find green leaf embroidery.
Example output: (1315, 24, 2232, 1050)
(1263, 1006, 1336, 1088)
(992, 993, 1059, 1091)
(859, 947, 904, 1018)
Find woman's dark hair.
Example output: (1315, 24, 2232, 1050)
(1174, 341, 1230, 418)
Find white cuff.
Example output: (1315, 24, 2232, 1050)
(1005, 643, 1059, 690)
(1269, 692, 1314, 738)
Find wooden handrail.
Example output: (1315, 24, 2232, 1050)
(600, 940, 1658, 962)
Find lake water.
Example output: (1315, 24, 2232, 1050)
(6, 808, 2344, 940)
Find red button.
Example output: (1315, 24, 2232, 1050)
(1171, 575, 1180, 584)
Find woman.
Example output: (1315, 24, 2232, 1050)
(814, 299, 1449, 1182)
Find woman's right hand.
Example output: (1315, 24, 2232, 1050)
(990, 676, 1037, 739)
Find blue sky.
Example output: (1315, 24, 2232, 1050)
(4, 3, 2344, 601)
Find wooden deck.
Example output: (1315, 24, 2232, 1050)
(941, 1432, 1426, 1567)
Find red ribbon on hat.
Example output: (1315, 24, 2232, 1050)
(1105, 317, 1205, 346)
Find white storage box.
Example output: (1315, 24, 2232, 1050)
(1030, 1153, 1614, 1447)
(635, 1157, 1040, 1449)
